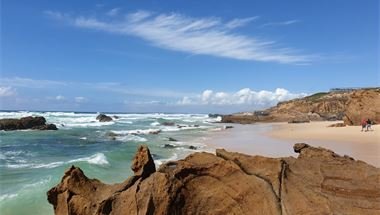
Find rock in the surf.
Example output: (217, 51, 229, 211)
(0, 116, 57, 131)
(96, 114, 113, 122)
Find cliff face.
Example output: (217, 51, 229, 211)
(48, 144, 380, 215)
(221, 89, 380, 125)
(343, 89, 380, 125)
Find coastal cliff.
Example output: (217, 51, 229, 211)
(221, 88, 380, 125)
(48, 144, 380, 215)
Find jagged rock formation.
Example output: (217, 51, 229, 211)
(48, 144, 380, 215)
(221, 88, 380, 125)
(0, 116, 57, 131)
(96, 114, 113, 122)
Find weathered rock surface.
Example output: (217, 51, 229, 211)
(0, 116, 58, 131)
(96, 114, 113, 122)
(343, 89, 380, 125)
(221, 88, 380, 125)
(48, 144, 380, 215)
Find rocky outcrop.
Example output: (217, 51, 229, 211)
(96, 114, 113, 122)
(343, 89, 380, 125)
(48, 144, 380, 215)
(0, 116, 58, 131)
(221, 88, 379, 125)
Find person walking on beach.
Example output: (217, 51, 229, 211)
(361, 119, 367, 132)
(366, 118, 372, 131)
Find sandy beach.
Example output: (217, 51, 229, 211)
(205, 122, 380, 167)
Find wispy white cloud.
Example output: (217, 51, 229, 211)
(75, 96, 87, 103)
(1, 77, 68, 88)
(177, 88, 307, 106)
(0, 86, 17, 97)
(1, 77, 193, 99)
(55, 95, 65, 101)
(106, 8, 120, 16)
(225, 16, 259, 29)
(261, 20, 300, 27)
(45, 10, 314, 64)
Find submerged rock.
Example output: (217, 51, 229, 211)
(96, 114, 113, 122)
(0, 116, 57, 131)
(188, 145, 197, 150)
(48, 143, 380, 215)
(161, 122, 175, 126)
(163, 144, 176, 148)
(167, 137, 178, 142)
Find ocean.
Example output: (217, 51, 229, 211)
(0, 111, 221, 215)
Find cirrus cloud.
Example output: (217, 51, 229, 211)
(45, 10, 315, 64)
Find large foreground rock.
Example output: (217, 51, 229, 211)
(48, 144, 380, 215)
(0, 116, 57, 131)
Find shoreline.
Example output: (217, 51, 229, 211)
(204, 121, 380, 167)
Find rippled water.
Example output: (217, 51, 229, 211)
(0, 111, 221, 215)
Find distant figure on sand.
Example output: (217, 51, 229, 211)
(366, 118, 372, 131)
(361, 119, 367, 132)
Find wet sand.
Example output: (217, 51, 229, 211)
(205, 122, 380, 167)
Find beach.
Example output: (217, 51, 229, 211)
(205, 121, 380, 167)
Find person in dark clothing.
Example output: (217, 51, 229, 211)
(366, 119, 372, 131)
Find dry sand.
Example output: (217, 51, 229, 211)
(269, 121, 379, 145)
(205, 122, 380, 167)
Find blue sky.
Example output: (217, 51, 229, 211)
(1, 0, 379, 113)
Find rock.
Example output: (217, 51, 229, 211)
(293, 143, 309, 153)
(343, 89, 380, 125)
(167, 137, 178, 142)
(208, 114, 223, 118)
(96, 114, 113, 122)
(328, 122, 346, 127)
(0, 116, 58, 131)
(163, 144, 176, 148)
(176, 125, 186, 129)
(113, 115, 119, 119)
(188, 145, 197, 150)
(223, 125, 234, 129)
(131, 145, 156, 178)
(288, 119, 310, 123)
(221, 89, 372, 124)
(149, 129, 161, 135)
(161, 122, 175, 126)
(48, 144, 380, 215)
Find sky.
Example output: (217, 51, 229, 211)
(0, 0, 379, 113)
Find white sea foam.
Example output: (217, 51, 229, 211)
(154, 153, 178, 166)
(72, 153, 109, 165)
(23, 176, 52, 189)
(111, 128, 161, 135)
(117, 135, 147, 142)
(64, 121, 114, 127)
(5, 153, 109, 169)
(117, 120, 133, 124)
(79, 137, 87, 140)
(150, 121, 160, 126)
(0, 193, 18, 201)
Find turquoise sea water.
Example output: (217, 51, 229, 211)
(0, 111, 221, 215)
